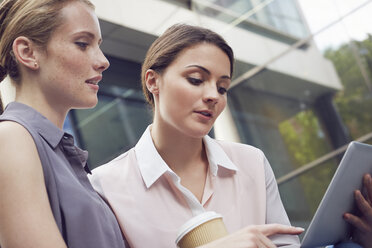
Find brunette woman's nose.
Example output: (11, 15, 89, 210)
(203, 84, 219, 104)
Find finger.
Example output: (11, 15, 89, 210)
(254, 236, 267, 248)
(364, 174, 372, 205)
(256, 224, 304, 236)
(354, 190, 372, 222)
(257, 232, 276, 248)
(344, 213, 370, 233)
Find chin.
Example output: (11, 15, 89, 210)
(185, 126, 212, 138)
(75, 98, 98, 109)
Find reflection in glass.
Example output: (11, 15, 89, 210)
(228, 74, 338, 231)
(325, 36, 372, 139)
(71, 86, 152, 168)
(279, 158, 338, 235)
(192, 0, 308, 40)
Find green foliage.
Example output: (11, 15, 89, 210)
(279, 111, 337, 214)
(324, 35, 372, 139)
(278, 35, 372, 217)
(279, 111, 327, 167)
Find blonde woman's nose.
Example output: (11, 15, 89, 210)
(95, 48, 110, 72)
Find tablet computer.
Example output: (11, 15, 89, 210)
(301, 141, 372, 248)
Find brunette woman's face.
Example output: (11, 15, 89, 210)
(37, 1, 109, 110)
(154, 43, 231, 138)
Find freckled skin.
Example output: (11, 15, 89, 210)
(36, 2, 109, 112)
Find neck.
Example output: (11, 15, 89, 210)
(150, 120, 207, 175)
(15, 81, 68, 129)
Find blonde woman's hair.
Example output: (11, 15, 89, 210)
(0, 0, 94, 83)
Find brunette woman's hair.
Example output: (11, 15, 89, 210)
(141, 23, 234, 108)
(0, 93, 3, 114)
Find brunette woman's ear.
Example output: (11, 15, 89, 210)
(145, 69, 160, 95)
(12, 36, 39, 71)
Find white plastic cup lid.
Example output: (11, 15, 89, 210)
(175, 211, 223, 244)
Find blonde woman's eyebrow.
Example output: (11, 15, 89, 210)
(73, 31, 94, 38)
(73, 31, 102, 43)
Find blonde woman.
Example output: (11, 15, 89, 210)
(0, 1, 126, 247)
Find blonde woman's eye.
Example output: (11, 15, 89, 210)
(187, 77, 203, 85)
(75, 42, 88, 50)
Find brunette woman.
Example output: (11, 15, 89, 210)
(90, 23, 303, 248)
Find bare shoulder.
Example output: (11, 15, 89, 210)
(0, 120, 42, 182)
(0, 121, 67, 247)
(0, 120, 34, 145)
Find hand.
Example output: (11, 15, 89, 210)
(344, 173, 372, 247)
(198, 224, 304, 248)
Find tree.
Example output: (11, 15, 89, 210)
(324, 36, 372, 139)
(277, 35, 372, 218)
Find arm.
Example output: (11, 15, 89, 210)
(263, 156, 301, 247)
(0, 121, 67, 248)
(199, 224, 303, 248)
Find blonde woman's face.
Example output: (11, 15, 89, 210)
(36, 1, 109, 110)
(154, 43, 231, 138)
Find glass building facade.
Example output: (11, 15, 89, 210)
(70, 56, 152, 166)
(192, 0, 309, 40)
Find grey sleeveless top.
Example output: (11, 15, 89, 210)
(0, 102, 127, 248)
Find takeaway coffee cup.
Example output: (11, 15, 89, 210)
(176, 211, 228, 248)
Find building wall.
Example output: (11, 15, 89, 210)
(91, 0, 342, 91)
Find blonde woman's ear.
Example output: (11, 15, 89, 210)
(12, 36, 39, 71)
(145, 69, 159, 94)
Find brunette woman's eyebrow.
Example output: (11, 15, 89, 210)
(186, 65, 210, 75)
(185, 65, 231, 80)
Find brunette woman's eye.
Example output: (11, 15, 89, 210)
(187, 77, 203, 85)
(75, 42, 88, 50)
(218, 87, 227, 95)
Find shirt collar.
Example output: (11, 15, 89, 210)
(61, 132, 90, 173)
(135, 125, 172, 188)
(135, 125, 238, 189)
(203, 135, 238, 176)
(5, 102, 65, 149)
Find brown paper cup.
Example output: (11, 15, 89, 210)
(176, 211, 228, 248)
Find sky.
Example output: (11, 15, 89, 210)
(297, 0, 372, 51)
